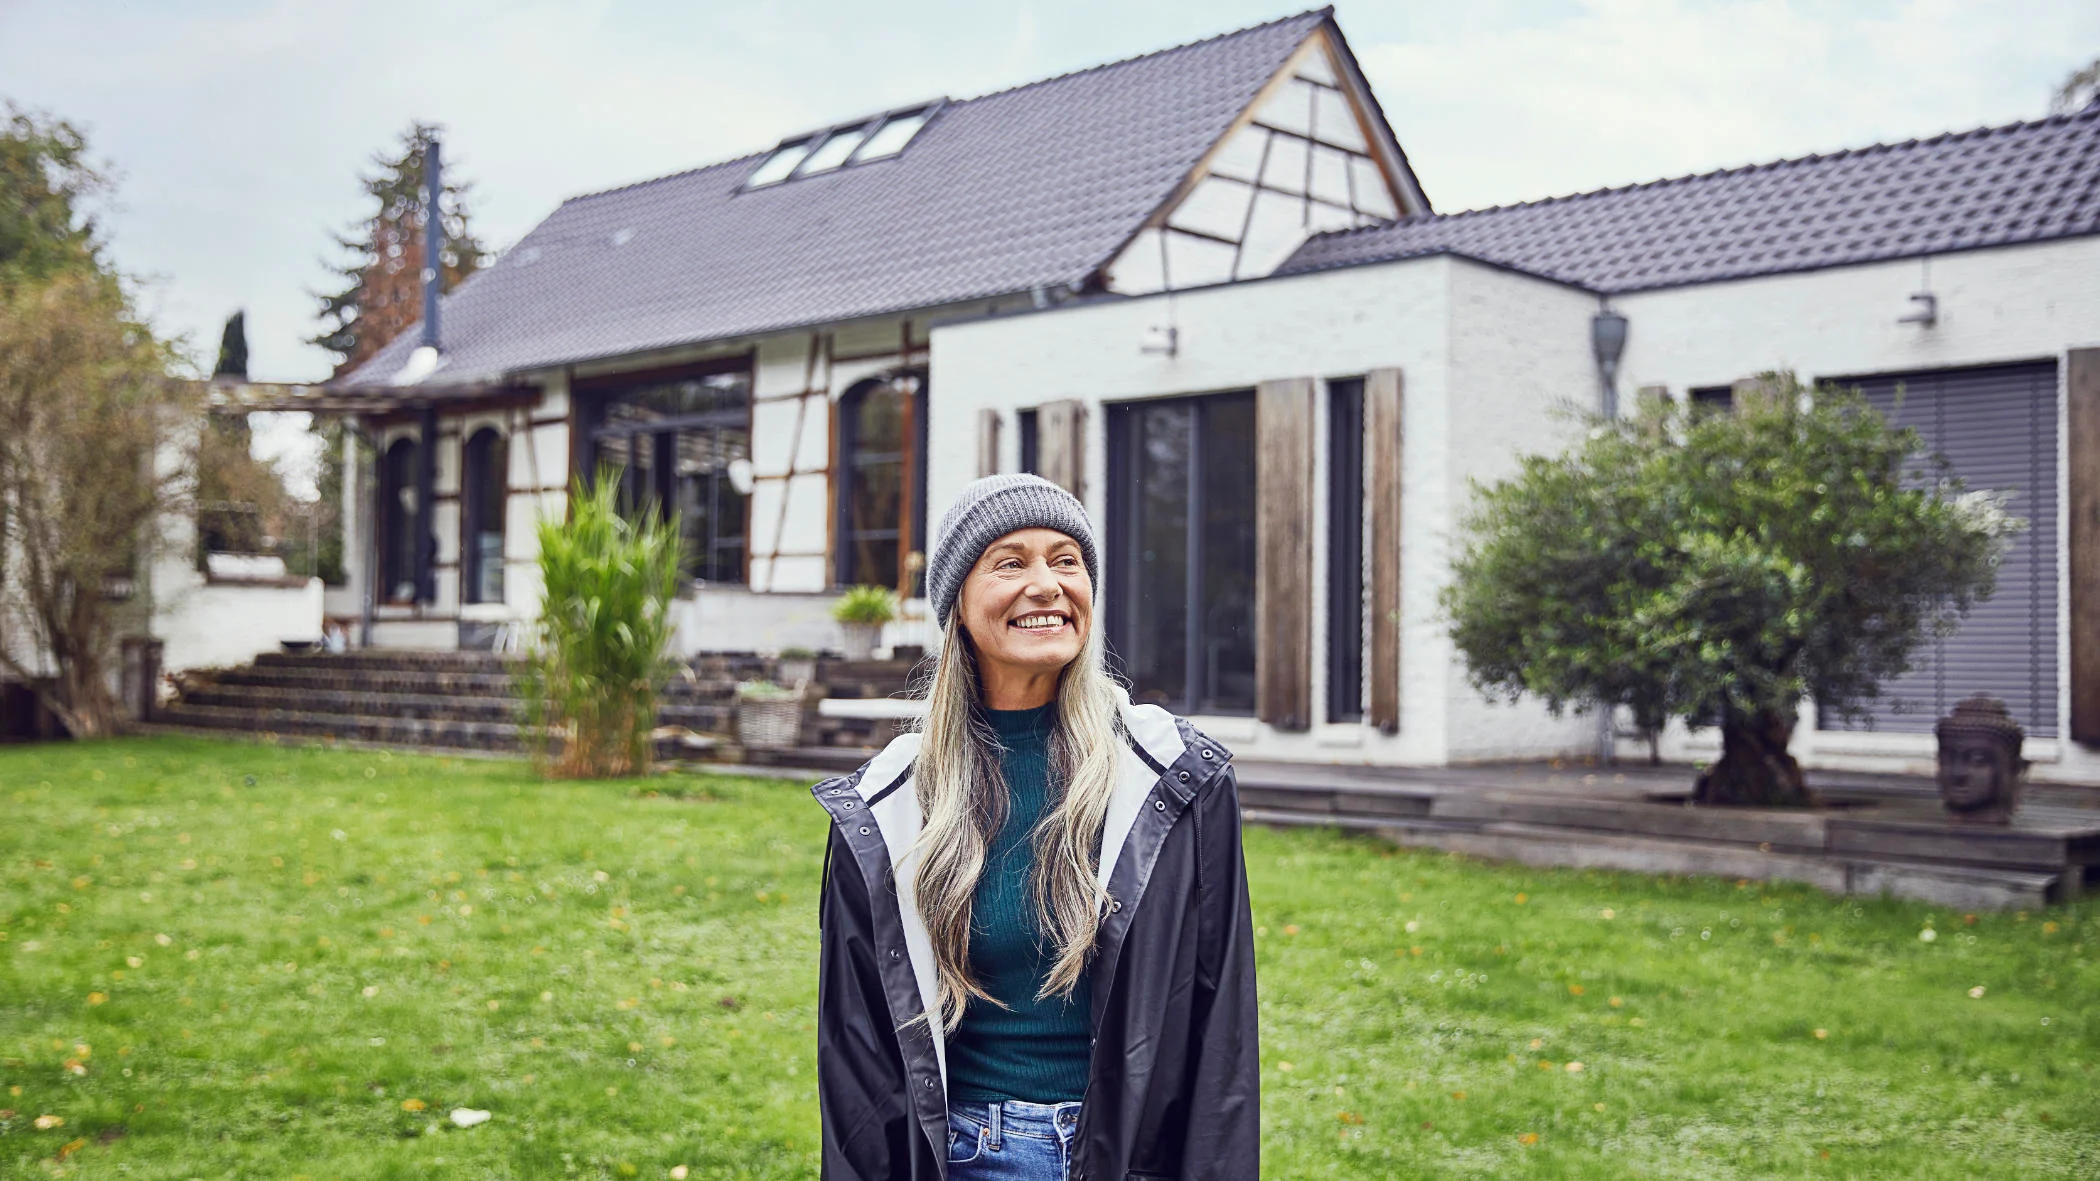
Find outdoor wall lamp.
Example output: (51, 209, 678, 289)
(1591, 308, 1629, 419)
(1898, 291, 1939, 326)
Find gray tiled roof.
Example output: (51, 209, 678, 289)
(344, 10, 1335, 388)
(1280, 104, 2100, 293)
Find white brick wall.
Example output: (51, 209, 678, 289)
(1612, 235, 2100, 784)
(933, 236, 2100, 780)
(935, 255, 1605, 765)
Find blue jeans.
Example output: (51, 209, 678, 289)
(945, 1099, 1082, 1180)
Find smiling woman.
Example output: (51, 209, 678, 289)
(810, 473, 1261, 1181)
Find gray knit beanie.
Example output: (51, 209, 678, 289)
(927, 473, 1098, 629)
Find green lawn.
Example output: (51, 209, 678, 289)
(1, 737, 2094, 1179)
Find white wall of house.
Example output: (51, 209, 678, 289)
(142, 416, 323, 677)
(1612, 235, 2100, 784)
(1438, 260, 1616, 761)
(154, 577, 326, 674)
(933, 255, 1602, 766)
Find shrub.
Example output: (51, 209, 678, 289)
(519, 474, 685, 778)
(1441, 373, 2019, 806)
(831, 584, 898, 625)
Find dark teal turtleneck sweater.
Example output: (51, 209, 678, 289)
(945, 702, 1094, 1103)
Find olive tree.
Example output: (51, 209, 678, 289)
(1441, 374, 2019, 806)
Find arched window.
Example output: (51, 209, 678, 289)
(380, 437, 419, 603)
(462, 428, 507, 604)
(836, 374, 927, 593)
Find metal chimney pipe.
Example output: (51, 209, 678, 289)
(422, 138, 442, 351)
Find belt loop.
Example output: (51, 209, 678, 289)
(987, 1101, 1003, 1150)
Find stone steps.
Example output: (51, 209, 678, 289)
(162, 651, 876, 757)
(155, 701, 529, 753)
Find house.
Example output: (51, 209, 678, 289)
(215, 9, 2100, 783)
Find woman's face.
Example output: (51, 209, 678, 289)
(957, 527, 1092, 680)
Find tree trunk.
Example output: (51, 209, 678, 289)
(1693, 706, 1814, 807)
(55, 646, 115, 739)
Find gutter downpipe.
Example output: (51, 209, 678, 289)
(1591, 301, 1629, 764)
(353, 416, 378, 649)
(410, 138, 443, 609)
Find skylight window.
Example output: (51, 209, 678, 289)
(742, 102, 943, 190)
(856, 111, 930, 161)
(746, 141, 811, 188)
(799, 126, 868, 175)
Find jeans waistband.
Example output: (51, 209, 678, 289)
(949, 1098, 1081, 1143)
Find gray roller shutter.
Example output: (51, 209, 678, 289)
(1818, 361, 2059, 737)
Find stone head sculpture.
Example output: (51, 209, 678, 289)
(1933, 694, 2028, 823)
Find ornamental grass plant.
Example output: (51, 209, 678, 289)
(520, 475, 685, 778)
(829, 584, 898, 625)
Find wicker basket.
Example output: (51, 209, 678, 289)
(737, 697, 804, 749)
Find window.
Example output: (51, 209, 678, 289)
(1106, 391, 1258, 715)
(742, 104, 940, 189)
(462, 428, 507, 604)
(1689, 385, 1734, 416)
(1327, 378, 1366, 722)
(380, 437, 419, 603)
(836, 374, 928, 594)
(746, 141, 812, 188)
(857, 110, 930, 160)
(1017, 408, 1040, 475)
(1816, 362, 2059, 736)
(800, 125, 868, 175)
(590, 367, 751, 584)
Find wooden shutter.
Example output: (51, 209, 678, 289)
(976, 409, 1001, 478)
(1038, 399, 1087, 497)
(1365, 368, 1404, 733)
(2071, 348, 2100, 744)
(1256, 377, 1315, 730)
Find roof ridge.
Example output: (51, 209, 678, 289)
(546, 9, 1331, 212)
(1382, 101, 2100, 226)
(953, 8, 1330, 106)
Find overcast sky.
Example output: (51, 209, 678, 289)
(3, 0, 2095, 389)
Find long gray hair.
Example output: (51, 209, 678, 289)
(906, 618, 1125, 1033)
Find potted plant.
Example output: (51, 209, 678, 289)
(776, 646, 819, 688)
(735, 679, 805, 750)
(831, 584, 897, 662)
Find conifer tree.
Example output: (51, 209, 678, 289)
(310, 122, 487, 377)
(212, 309, 247, 379)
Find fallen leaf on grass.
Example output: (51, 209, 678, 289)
(449, 1108, 491, 1128)
(35, 1114, 63, 1129)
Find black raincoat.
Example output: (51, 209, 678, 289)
(811, 695, 1260, 1180)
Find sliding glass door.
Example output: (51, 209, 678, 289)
(1106, 391, 1258, 715)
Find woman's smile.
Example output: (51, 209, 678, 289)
(1010, 611, 1071, 633)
